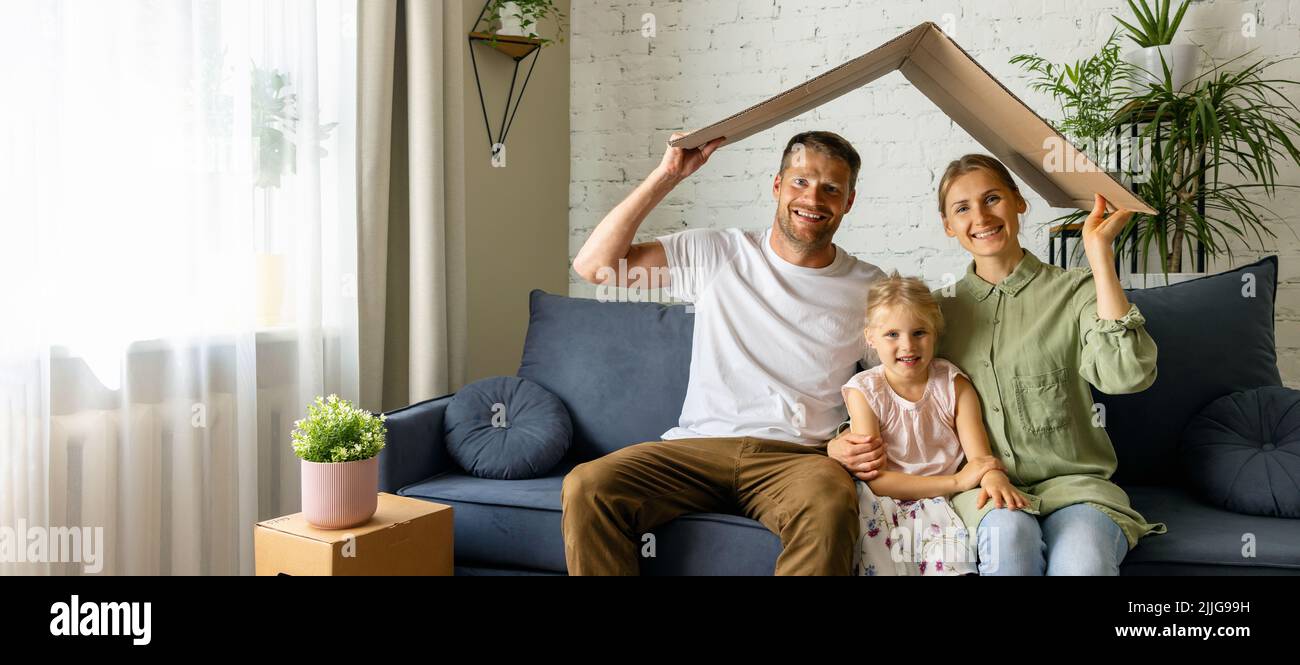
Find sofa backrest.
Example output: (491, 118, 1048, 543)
(517, 291, 693, 462)
(520, 255, 1281, 481)
(1098, 256, 1280, 486)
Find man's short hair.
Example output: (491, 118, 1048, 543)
(778, 131, 861, 191)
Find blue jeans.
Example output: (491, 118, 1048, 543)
(976, 504, 1128, 576)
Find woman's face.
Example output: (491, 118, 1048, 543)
(940, 168, 1027, 261)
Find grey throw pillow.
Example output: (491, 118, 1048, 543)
(444, 376, 572, 480)
(1180, 386, 1300, 518)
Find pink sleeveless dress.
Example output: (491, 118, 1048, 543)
(841, 358, 978, 576)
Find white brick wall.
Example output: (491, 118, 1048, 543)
(569, 0, 1300, 387)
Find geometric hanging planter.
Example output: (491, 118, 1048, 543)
(467, 1, 545, 166)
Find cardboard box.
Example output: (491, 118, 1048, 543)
(254, 493, 453, 576)
(671, 22, 1155, 214)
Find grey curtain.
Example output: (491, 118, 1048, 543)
(357, 0, 468, 413)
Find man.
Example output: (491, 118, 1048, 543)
(565, 130, 887, 575)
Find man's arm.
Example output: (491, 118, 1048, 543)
(571, 132, 724, 286)
(829, 388, 888, 481)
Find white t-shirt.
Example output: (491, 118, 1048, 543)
(657, 227, 885, 445)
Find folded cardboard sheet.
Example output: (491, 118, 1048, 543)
(671, 22, 1155, 214)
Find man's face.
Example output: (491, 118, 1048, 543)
(771, 148, 855, 252)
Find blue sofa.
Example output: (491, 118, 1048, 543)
(379, 256, 1300, 575)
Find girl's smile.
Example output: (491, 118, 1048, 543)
(866, 304, 936, 400)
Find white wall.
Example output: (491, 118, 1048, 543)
(569, 0, 1300, 387)
(460, 0, 572, 382)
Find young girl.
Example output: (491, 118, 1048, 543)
(844, 273, 1028, 576)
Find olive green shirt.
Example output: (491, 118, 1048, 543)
(937, 250, 1167, 549)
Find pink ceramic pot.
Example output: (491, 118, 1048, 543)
(300, 457, 379, 529)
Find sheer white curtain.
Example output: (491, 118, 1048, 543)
(0, 0, 359, 575)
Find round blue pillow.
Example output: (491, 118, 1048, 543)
(1179, 386, 1300, 518)
(444, 376, 572, 480)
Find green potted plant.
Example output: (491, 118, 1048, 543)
(1014, 24, 1300, 283)
(1107, 53, 1300, 282)
(484, 0, 567, 45)
(1114, 0, 1200, 91)
(292, 394, 388, 529)
(1012, 30, 1135, 165)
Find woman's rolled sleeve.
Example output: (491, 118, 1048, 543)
(1078, 300, 1158, 394)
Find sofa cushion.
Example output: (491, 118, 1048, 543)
(399, 464, 575, 573)
(397, 465, 781, 575)
(444, 376, 571, 480)
(1122, 485, 1300, 574)
(1179, 386, 1300, 518)
(397, 473, 1300, 575)
(1093, 256, 1281, 485)
(517, 290, 694, 461)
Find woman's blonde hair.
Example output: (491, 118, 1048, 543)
(937, 153, 1024, 215)
(865, 271, 944, 337)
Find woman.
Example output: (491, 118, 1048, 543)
(934, 154, 1166, 576)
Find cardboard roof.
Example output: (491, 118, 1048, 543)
(671, 22, 1155, 214)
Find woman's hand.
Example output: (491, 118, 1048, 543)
(1081, 193, 1134, 262)
(955, 455, 1002, 491)
(1080, 193, 1136, 320)
(976, 470, 1030, 510)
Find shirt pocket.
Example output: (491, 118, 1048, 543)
(1012, 367, 1072, 434)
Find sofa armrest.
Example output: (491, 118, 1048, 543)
(378, 393, 457, 493)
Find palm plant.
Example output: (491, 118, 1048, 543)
(1113, 0, 1192, 48)
(1012, 31, 1134, 150)
(1123, 54, 1300, 272)
(1052, 52, 1300, 274)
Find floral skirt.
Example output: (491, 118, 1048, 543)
(854, 480, 978, 576)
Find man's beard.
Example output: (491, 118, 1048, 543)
(776, 208, 838, 253)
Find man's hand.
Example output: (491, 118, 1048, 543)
(656, 132, 725, 183)
(827, 431, 888, 481)
(572, 131, 722, 285)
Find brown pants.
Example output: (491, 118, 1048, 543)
(561, 436, 858, 575)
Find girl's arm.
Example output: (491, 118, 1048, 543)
(952, 374, 995, 462)
(845, 387, 988, 500)
(953, 375, 1025, 509)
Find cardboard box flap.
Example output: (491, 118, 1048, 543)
(256, 493, 450, 544)
(671, 22, 1155, 214)
(669, 24, 929, 150)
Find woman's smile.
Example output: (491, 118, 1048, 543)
(971, 225, 1004, 241)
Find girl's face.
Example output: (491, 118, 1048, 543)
(866, 304, 935, 382)
(940, 168, 1027, 262)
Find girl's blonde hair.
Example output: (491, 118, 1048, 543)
(865, 271, 945, 337)
(937, 153, 1024, 215)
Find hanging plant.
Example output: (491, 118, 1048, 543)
(480, 0, 567, 46)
